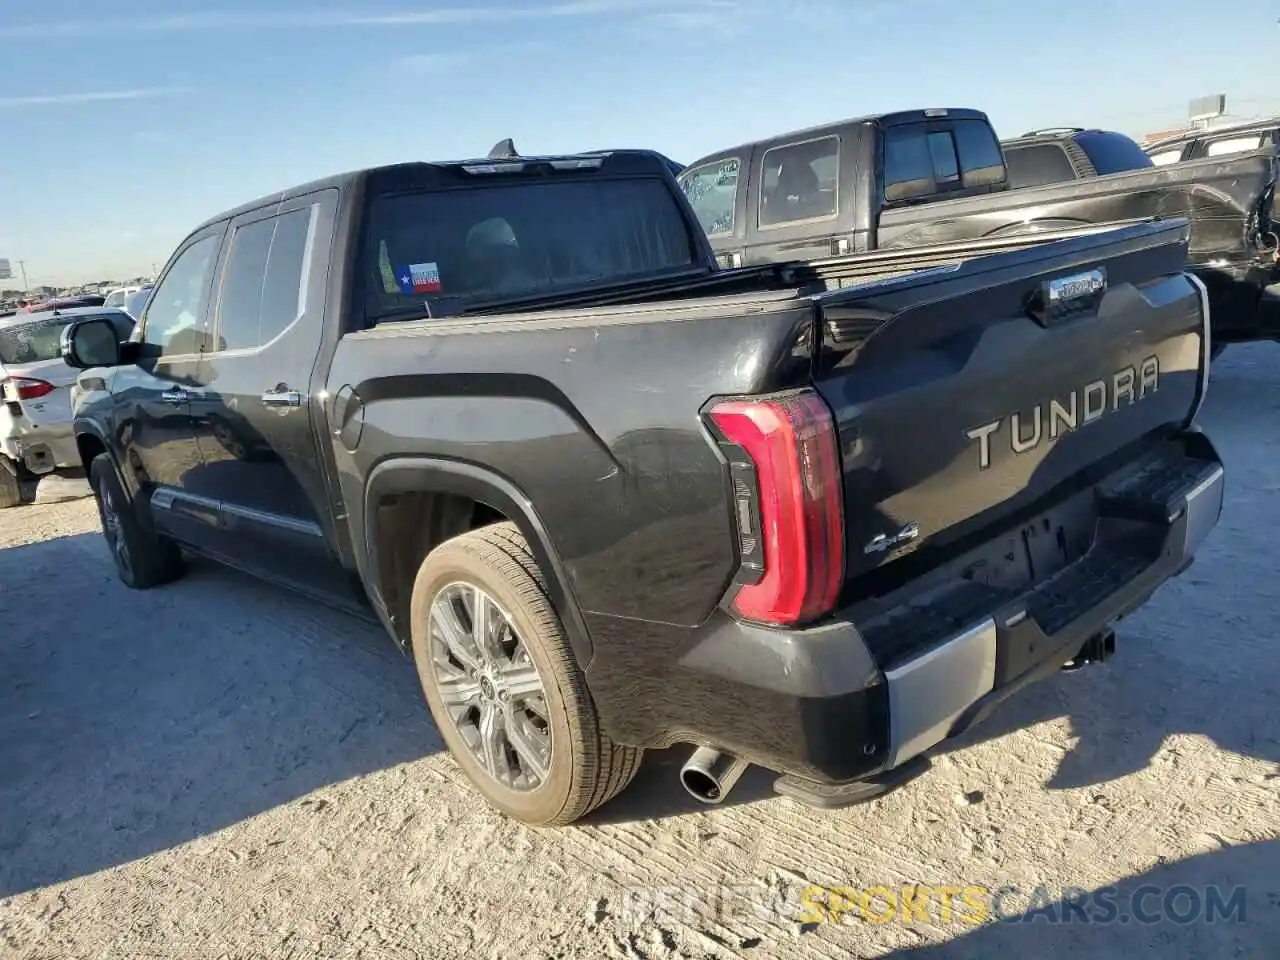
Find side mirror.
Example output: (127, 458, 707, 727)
(61, 318, 122, 369)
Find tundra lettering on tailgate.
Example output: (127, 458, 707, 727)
(966, 356, 1160, 470)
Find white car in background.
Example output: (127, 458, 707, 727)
(122, 285, 153, 319)
(102, 285, 142, 310)
(0, 306, 135, 507)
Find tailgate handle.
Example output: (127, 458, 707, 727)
(261, 388, 302, 408)
(1026, 267, 1108, 327)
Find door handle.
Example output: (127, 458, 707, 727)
(261, 389, 302, 408)
(160, 388, 188, 404)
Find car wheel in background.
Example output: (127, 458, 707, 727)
(89, 454, 186, 589)
(0, 458, 21, 509)
(410, 521, 642, 826)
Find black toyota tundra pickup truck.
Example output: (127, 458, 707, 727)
(679, 108, 1279, 346)
(61, 148, 1224, 826)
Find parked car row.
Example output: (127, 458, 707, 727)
(50, 113, 1224, 827)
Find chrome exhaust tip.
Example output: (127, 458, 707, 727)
(680, 746, 749, 804)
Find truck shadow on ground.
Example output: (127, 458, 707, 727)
(0, 534, 440, 898)
(884, 838, 1278, 958)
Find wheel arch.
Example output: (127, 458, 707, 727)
(73, 424, 133, 496)
(362, 456, 594, 667)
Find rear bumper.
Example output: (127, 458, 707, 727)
(0, 426, 78, 474)
(590, 429, 1224, 799)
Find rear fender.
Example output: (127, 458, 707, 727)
(362, 456, 593, 665)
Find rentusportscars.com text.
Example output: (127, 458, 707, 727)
(619, 882, 1250, 927)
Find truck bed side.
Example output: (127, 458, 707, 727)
(878, 150, 1275, 266)
(328, 289, 819, 634)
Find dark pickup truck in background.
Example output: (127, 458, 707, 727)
(62, 147, 1223, 826)
(1000, 127, 1155, 189)
(679, 108, 1279, 346)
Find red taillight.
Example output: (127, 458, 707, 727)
(707, 389, 845, 626)
(2, 377, 55, 401)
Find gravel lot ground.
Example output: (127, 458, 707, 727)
(2, 347, 1278, 959)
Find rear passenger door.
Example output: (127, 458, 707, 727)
(743, 133, 852, 264)
(188, 190, 350, 597)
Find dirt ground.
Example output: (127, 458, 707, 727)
(1, 348, 1278, 960)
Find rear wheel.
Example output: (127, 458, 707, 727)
(0, 458, 21, 509)
(89, 454, 185, 589)
(409, 521, 642, 825)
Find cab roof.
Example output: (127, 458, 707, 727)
(191, 149, 680, 235)
(682, 108, 991, 168)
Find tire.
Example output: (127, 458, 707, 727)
(89, 454, 186, 589)
(409, 521, 642, 825)
(0, 459, 21, 509)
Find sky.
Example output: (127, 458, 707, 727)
(1, 0, 1278, 286)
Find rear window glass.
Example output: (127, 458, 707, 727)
(883, 121, 1006, 202)
(1074, 131, 1154, 175)
(0, 311, 133, 364)
(363, 177, 696, 317)
(1004, 143, 1078, 188)
(953, 120, 1007, 187)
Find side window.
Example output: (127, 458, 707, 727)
(758, 135, 839, 227)
(141, 234, 222, 357)
(214, 207, 315, 352)
(259, 207, 314, 343)
(953, 120, 1007, 188)
(1148, 148, 1183, 167)
(1004, 144, 1078, 189)
(677, 158, 740, 236)
(1205, 135, 1267, 158)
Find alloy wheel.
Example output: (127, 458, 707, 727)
(98, 484, 133, 579)
(427, 581, 552, 791)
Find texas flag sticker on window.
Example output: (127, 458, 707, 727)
(396, 262, 442, 295)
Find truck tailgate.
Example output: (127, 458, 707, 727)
(812, 220, 1207, 586)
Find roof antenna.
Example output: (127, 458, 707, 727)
(488, 138, 519, 159)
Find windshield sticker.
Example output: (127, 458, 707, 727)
(396, 262, 442, 295)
